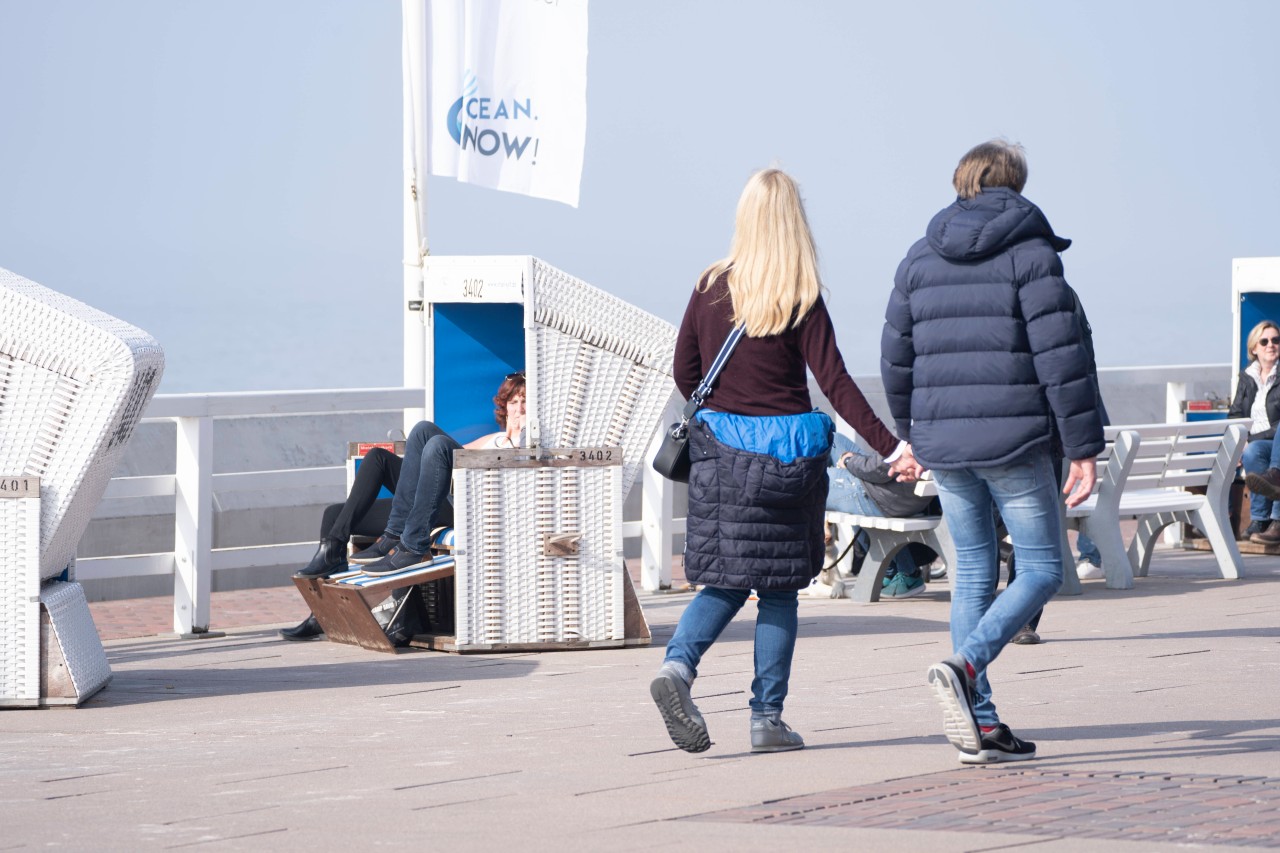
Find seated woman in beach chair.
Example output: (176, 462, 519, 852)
(280, 372, 526, 640)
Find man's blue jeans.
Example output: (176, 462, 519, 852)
(933, 448, 1065, 726)
(1241, 438, 1280, 522)
(826, 434, 919, 578)
(664, 586, 799, 717)
(385, 420, 460, 553)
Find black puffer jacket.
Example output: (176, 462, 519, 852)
(683, 419, 830, 590)
(881, 187, 1105, 469)
(1229, 369, 1280, 440)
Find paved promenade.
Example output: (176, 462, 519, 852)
(3, 548, 1279, 851)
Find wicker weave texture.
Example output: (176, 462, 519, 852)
(453, 461, 623, 647)
(41, 580, 111, 700)
(0, 492, 40, 701)
(530, 259, 678, 496)
(0, 268, 165, 579)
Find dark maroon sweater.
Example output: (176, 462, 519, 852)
(673, 273, 899, 458)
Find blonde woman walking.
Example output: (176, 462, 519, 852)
(650, 169, 911, 754)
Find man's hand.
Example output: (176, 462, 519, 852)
(888, 444, 925, 482)
(1063, 457, 1097, 508)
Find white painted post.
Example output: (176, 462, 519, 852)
(402, 0, 429, 432)
(173, 416, 213, 635)
(1166, 381, 1186, 425)
(1164, 382, 1186, 545)
(641, 399, 679, 590)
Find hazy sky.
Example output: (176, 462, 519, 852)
(2, 1, 1277, 393)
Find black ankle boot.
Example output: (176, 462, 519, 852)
(279, 614, 323, 641)
(295, 538, 348, 579)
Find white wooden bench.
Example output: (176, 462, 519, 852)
(817, 476, 956, 603)
(1066, 419, 1250, 590)
(820, 459, 1093, 604)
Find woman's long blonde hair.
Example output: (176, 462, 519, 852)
(700, 168, 822, 337)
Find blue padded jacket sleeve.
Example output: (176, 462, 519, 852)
(1016, 246, 1104, 460)
(880, 255, 916, 441)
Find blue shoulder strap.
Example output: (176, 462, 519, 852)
(681, 323, 746, 421)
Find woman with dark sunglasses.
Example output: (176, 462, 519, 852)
(1230, 321, 1280, 544)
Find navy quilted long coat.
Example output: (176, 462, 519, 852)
(881, 187, 1104, 469)
(683, 418, 829, 590)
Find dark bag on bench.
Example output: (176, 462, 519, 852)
(381, 586, 430, 647)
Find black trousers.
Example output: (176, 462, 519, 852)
(319, 447, 400, 542)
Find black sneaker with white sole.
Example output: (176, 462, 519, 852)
(958, 723, 1036, 763)
(927, 658, 981, 754)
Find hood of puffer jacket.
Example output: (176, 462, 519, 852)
(926, 186, 1071, 263)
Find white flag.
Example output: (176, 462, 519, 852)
(404, 0, 588, 209)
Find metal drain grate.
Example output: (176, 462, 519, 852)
(684, 768, 1280, 847)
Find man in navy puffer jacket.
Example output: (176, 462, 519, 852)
(881, 140, 1104, 764)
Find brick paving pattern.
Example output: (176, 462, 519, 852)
(685, 767, 1280, 847)
(89, 587, 311, 640)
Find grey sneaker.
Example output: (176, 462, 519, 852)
(927, 657, 982, 754)
(649, 666, 710, 753)
(750, 718, 804, 753)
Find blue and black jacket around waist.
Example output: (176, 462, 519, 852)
(684, 410, 833, 591)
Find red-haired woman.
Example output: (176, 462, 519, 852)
(280, 373, 525, 640)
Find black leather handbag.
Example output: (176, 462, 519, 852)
(652, 324, 745, 482)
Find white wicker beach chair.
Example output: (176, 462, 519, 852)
(0, 267, 163, 706)
(526, 258, 678, 496)
(437, 257, 677, 650)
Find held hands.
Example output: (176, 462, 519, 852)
(1063, 457, 1097, 508)
(889, 444, 925, 482)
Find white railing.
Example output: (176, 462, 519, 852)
(76, 387, 686, 637)
(74, 370, 1229, 637)
(77, 388, 424, 635)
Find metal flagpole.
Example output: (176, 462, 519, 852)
(402, 0, 429, 434)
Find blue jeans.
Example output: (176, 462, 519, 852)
(664, 586, 799, 717)
(384, 421, 460, 552)
(1241, 439, 1280, 522)
(1076, 531, 1101, 566)
(826, 434, 919, 579)
(933, 448, 1065, 726)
